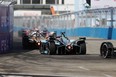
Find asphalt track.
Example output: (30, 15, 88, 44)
(0, 33, 116, 77)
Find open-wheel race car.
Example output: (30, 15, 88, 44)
(100, 42, 116, 58)
(40, 32, 86, 55)
(22, 29, 41, 49)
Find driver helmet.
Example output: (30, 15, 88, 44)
(49, 32, 55, 36)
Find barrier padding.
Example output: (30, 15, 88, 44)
(49, 27, 109, 39)
(14, 26, 116, 40)
(76, 27, 109, 39)
(112, 28, 116, 39)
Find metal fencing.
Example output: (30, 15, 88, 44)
(44, 7, 116, 28)
(14, 7, 116, 29)
(14, 7, 116, 39)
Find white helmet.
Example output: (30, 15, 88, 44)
(49, 32, 55, 36)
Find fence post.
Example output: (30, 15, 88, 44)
(108, 7, 114, 39)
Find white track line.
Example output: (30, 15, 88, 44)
(103, 73, 113, 77)
(78, 66, 90, 71)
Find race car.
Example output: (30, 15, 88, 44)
(40, 32, 86, 55)
(22, 29, 41, 49)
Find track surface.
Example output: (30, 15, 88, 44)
(0, 34, 116, 77)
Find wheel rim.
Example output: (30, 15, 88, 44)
(102, 44, 108, 58)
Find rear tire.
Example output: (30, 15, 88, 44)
(77, 41, 86, 55)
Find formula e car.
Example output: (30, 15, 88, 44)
(40, 32, 86, 55)
(22, 29, 41, 49)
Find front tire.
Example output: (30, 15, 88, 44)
(100, 42, 114, 58)
(47, 41, 56, 55)
(22, 36, 29, 49)
(58, 46, 65, 55)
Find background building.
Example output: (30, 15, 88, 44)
(91, 0, 116, 9)
(75, 0, 116, 12)
(13, 0, 74, 16)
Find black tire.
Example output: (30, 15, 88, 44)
(77, 41, 86, 55)
(48, 41, 56, 55)
(79, 37, 86, 41)
(40, 43, 42, 52)
(100, 42, 107, 56)
(58, 46, 65, 55)
(100, 42, 114, 58)
(22, 36, 29, 49)
(73, 45, 79, 55)
(40, 42, 45, 54)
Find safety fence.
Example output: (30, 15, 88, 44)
(14, 7, 116, 39)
